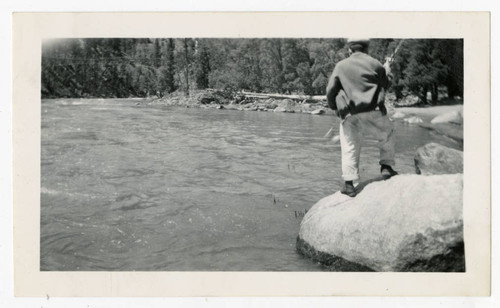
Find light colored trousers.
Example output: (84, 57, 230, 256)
(339, 111, 396, 181)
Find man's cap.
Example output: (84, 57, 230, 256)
(346, 38, 370, 48)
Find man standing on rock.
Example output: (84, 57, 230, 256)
(326, 38, 398, 197)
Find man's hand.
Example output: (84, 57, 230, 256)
(384, 57, 394, 80)
(383, 56, 392, 73)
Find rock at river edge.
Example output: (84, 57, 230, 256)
(391, 111, 406, 119)
(273, 99, 297, 113)
(297, 174, 464, 272)
(403, 116, 423, 124)
(414, 143, 463, 175)
(431, 110, 463, 125)
(310, 109, 325, 115)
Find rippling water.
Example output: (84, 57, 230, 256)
(40, 98, 460, 271)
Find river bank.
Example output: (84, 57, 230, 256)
(146, 90, 463, 145)
(148, 90, 332, 115)
(149, 90, 463, 117)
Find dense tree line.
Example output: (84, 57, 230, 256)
(41, 38, 463, 103)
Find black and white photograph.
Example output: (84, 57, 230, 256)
(11, 12, 490, 297)
(40, 37, 465, 272)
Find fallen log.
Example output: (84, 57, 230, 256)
(241, 91, 325, 101)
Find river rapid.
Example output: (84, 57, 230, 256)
(41, 98, 460, 271)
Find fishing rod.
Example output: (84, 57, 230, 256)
(324, 39, 406, 143)
(388, 39, 405, 64)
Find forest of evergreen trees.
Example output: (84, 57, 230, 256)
(41, 38, 463, 104)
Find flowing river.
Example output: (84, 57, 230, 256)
(40, 98, 460, 271)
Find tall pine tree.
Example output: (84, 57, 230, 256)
(403, 39, 449, 104)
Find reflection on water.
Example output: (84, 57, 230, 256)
(41, 98, 461, 271)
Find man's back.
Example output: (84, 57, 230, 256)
(330, 52, 388, 114)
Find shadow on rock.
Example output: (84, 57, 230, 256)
(296, 236, 374, 272)
(353, 175, 387, 196)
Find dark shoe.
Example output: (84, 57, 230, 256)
(381, 165, 398, 179)
(341, 182, 357, 197)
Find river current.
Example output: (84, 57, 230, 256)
(40, 98, 459, 271)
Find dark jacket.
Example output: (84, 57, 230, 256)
(326, 52, 389, 118)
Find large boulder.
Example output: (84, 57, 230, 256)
(297, 174, 464, 272)
(414, 143, 463, 175)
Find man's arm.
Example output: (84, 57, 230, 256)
(326, 67, 342, 110)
